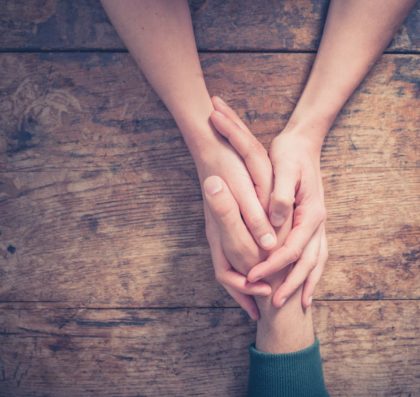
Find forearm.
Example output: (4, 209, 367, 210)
(101, 0, 216, 159)
(285, 0, 416, 149)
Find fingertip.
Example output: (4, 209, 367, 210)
(247, 266, 265, 283)
(273, 295, 286, 309)
(259, 233, 277, 250)
(259, 284, 272, 296)
(303, 296, 312, 310)
(212, 95, 225, 106)
(306, 295, 313, 308)
(270, 212, 286, 227)
(302, 281, 315, 308)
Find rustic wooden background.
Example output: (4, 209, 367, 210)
(0, 1, 419, 396)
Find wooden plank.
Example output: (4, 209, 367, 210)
(0, 53, 418, 304)
(0, 53, 418, 171)
(0, 0, 418, 52)
(0, 166, 418, 305)
(0, 301, 418, 396)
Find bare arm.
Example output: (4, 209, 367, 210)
(101, 0, 213, 154)
(285, 0, 417, 147)
(247, 0, 416, 308)
(101, 0, 281, 320)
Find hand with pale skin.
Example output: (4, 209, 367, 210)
(210, 97, 328, 310)
(201, 101, 296, 320)
(250, 126, 329, 309)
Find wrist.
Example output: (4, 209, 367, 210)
(281, 118, 329, 154)
(256, 300, 315, 353)
(178, 118, 221, 166)
(170, 93, 222, 163)
(255, 281, 315, 354)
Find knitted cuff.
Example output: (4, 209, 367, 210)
(247, 337, 329, 397)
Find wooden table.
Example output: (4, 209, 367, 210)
(0, 1, 419, 395)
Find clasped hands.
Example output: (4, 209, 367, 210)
(197, 96, 328, 321)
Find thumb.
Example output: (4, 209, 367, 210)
(269, 161, 299, 227)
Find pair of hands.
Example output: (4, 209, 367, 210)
(197, 96, 328, 321)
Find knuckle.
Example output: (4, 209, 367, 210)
(243, 138, 266, 161)
(247, 214, 266, 231)
(297, 258, 316, 272)
(241, 138, 254, 161)
(272, 193, 294, 210)
(287, 245, 303, 263)
(252, 139, 267, 157)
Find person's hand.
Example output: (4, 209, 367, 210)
(191, 109, 280, 320)
(249, 129, 328, 308)
(210, 96, 328, 309)
(202, 177, 271, 321)
(196, 134, 277, 251)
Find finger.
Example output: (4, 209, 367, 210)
(210, 100, 273, 210)
(218, 269, 272, 297)
(204, 178, 264, 273)
(204, 175, 277, 251)
(203, 175, 241, 228)
(247, 202, 326, 282)
(271, 225, 322, 308)
(302, 224, 328, 308)
(211, 109, 272, 195)
(269, 159, 299, 227)
(208, 230, 271, 297)
(224, 284, 260, 321)
(212, 96, 250, 132)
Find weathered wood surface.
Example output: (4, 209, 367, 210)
(0, 301, 418, 396)
(0, 2, 419, 396)
(0, 53, 419, 305)
(0, 0, 419, 52)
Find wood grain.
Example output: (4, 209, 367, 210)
(0, 301, 418, 396)
(0, 53, 419, 305)
(0, 0, 418, 52)
(0, 3, 419, 396)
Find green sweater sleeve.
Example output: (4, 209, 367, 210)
(247, 337, 329, 397)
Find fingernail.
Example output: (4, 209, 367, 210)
(213, 110, 225, 119)
(307, 296, 313, 306)
(215, 96, 226, 105)
(249, 273, 263, 283)
(260, 233, 276, 249)
(277, 297, 286, 307)
(271, 212, 285, 227)
(261, 286, 272, 296)
(204, 177, 222, 195)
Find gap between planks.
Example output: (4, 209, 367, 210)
(0, 299, 418, 311)
(0, 48, 419, 55)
